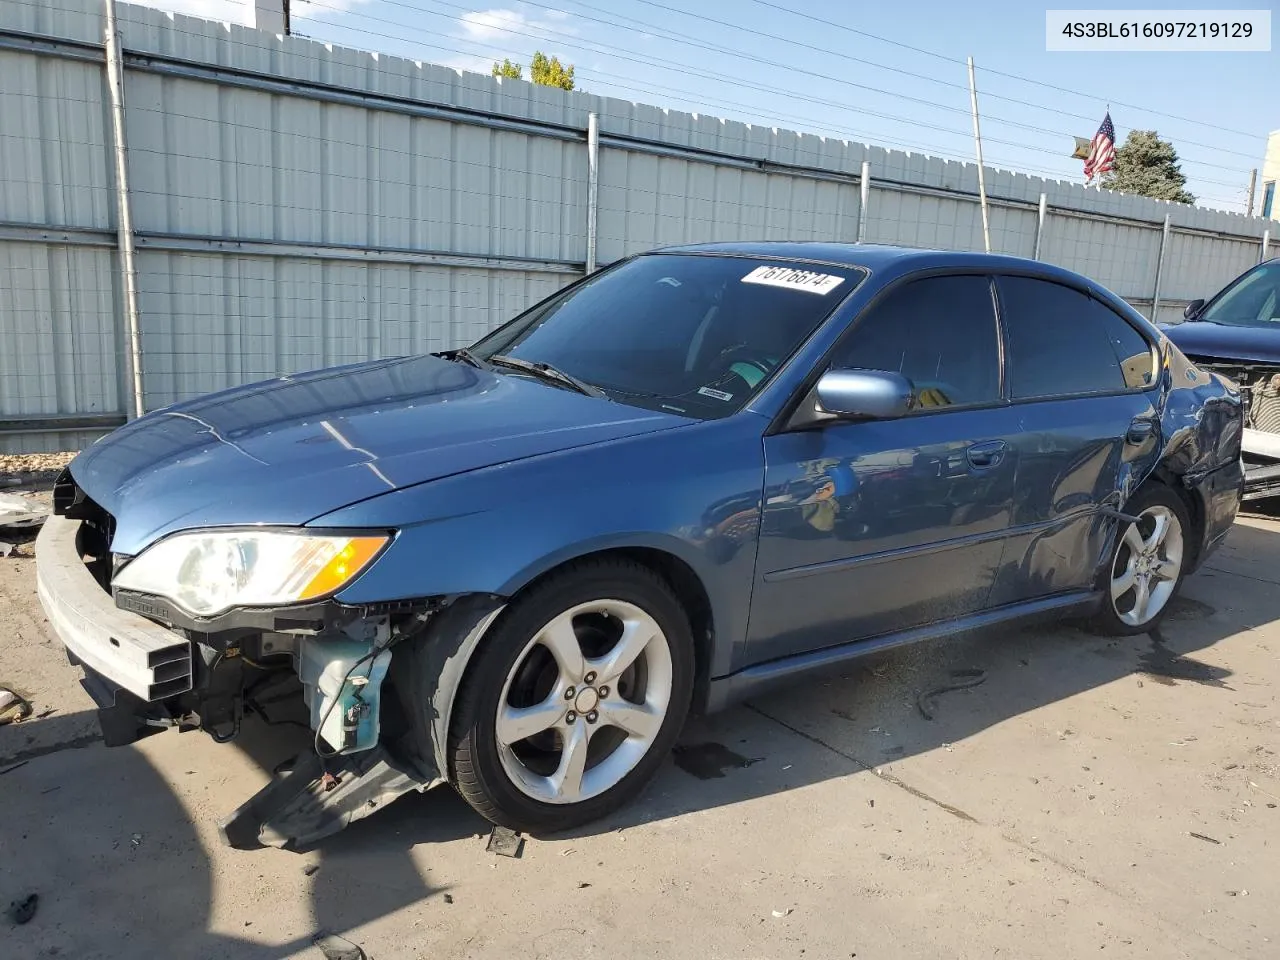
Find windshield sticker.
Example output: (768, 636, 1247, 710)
(698, 386, 735, 402)
(741, 265, 844, 295)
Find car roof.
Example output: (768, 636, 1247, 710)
(649, 241, 1072, 278)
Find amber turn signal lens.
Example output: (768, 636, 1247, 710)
(298, 536, 387, 600)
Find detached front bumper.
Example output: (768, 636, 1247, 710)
(33, 510, 486, 848)
(35, 512, 193, 703)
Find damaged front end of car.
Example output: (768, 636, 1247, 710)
(1164, 258, 1280, 501)
(1177, 360, 1280, 501)
(36, 470, 504, 851)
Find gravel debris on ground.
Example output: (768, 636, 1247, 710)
(0, 453, 72, 557)
(0, 452, 77, 487)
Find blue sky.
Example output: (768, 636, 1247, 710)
(147, 0, 1276, 211)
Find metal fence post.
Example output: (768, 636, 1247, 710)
(1033, 193, 1048, 260)
(103, 0, 145, 419)
(585, 112, 599, 274)
(1150, 214, 1171, 323)
(1263, 229, 1272, 263)
(856, 160, 870, 242)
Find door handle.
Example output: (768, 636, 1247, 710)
(965, 439, 1008, 470)
(1126, 417, 1157, 445)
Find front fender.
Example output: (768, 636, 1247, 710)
(384, 594, 506, 786)
(319, 415, 768, 681)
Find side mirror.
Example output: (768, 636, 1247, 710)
(1183, 298, 1205, 320)
(815, 369, 914, 420)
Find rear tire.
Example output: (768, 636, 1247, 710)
(1089, 484, 1190, 636)
(447, 558, 694, 833)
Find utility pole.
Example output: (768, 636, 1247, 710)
(1247, 168, 1257, 217)
(103, 0, 145, 419)
(966, 56, 991, 254)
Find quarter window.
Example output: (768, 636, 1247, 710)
(998, 276, 1152, 399)
(829, 275, 1001, 410)
(1102, 304, 1157, 389)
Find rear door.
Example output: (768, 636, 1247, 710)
(989, 275, 1162, 604)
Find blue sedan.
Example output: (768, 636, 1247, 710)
(36, 243, 1244, 845)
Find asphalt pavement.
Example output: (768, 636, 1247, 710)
(2, 512, 1277, 959)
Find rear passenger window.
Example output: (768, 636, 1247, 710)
(831, 275, 1000, 410)
(999, 276, 1151, 399)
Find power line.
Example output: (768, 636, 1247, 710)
(315, 0, 989, 139)
(290, 4, 1248, 203)
(289, 8, 991, 163)
(744, 0, 1264, 141)
(567, 0, 1263, 166)
(594, 0, 1261, 164)
(427, 0, 1258, 173)
(292, 4, 1250, 204)
(84, 0, 1280, 150)
(386, 0, 1008, 128)
(561, 0, 1071, 119)
(476, 0, 1258, 168)
(295, 4, 1048, 165)
(332, 0, 1254, 183)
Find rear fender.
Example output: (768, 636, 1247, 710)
(1143, 342, 1244, 569)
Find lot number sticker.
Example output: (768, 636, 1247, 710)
(741, 265, 845, 295)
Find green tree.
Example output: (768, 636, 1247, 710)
(529, 51, 575, 90)
(1102, 130, 1195, 204)
(491, 58, 522, 80)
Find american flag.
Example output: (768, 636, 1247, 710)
(1084, 112, 1116, 183)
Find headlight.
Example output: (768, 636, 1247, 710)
(112, 530, 389, 617)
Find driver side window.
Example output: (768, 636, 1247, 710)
(829, 275, 1001, 410)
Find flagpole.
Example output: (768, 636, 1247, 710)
(966, 56, 991, 254)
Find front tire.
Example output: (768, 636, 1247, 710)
(448, 558, 694, 833)
(1090, 484, 1189, 636)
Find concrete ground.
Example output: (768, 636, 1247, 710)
(2, 511, 1278, 960)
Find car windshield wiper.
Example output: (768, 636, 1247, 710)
(488, 354, 607, 399)
(441, 347, 492, 369)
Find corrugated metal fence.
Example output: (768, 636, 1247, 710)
(1, 0, 1274, 451)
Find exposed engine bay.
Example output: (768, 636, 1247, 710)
(1186, 360, 1280, 501)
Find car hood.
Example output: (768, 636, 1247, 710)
(70, 355, 689, 554)
(1161, 321, 1280, 365)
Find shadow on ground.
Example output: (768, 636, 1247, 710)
(2, 520, 1278, 957)
(565, 519, 1280, 835)
(0, 709, 490, 959)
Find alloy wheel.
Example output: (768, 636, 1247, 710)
(495, 599, 674, 804)
(1110, 504, 1184, 627)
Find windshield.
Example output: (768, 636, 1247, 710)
(470, 254, 865, 419)
(1199, 260, 1280, 328)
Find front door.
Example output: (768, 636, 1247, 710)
(747, 275, 1019, 665)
